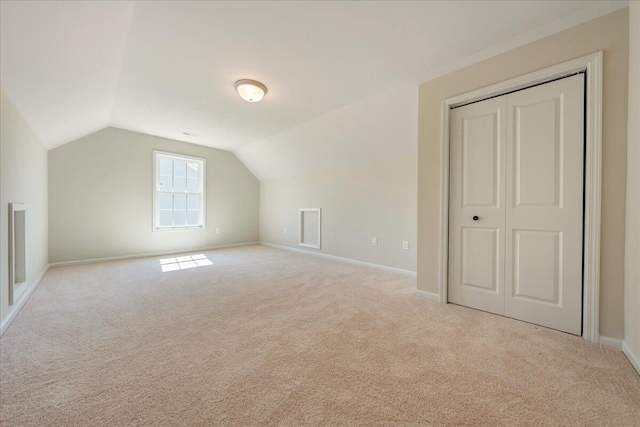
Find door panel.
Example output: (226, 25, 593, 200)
(512, 229, 561, 305)
(448, 96, 506, 315)
(504, 75, 584, 335)
(513, 97, 563, 208)
(461, 227, 499, 292)
(462, 113, 501, 208)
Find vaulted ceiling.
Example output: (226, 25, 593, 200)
(0, 1, 626, 179)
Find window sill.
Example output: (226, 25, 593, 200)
(154, 225, 205, 233)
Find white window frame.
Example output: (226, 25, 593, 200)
(153, 150, 206, 231)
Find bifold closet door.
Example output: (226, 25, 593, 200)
(449, 74, 584, 335)
(504, 75, 584, 335)
(448, 96, 507, 316)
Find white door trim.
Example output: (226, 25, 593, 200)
(437, 52, 603, 343)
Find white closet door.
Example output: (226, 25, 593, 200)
(504, 74, 584, 335)
(448, 96, 507, 316)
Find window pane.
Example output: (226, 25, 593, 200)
(155, 153, 205, 230)
(174, 194, 187, 210)
(173, 160, 186, 178)
(174, 177, 186, 192)
(187, 210, 199, 226)
(159, 211, 173, 227)
(159, 158, 173, 175)
(187, 162, 198, 179)
(159, 175, 173, 191)
(174, 210, 186, 226)
(187, 194, 199, 210)
(187, 178, 199, 193)
(159, 193, 173, 210)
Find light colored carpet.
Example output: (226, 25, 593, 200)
(1, 245, 639, 426)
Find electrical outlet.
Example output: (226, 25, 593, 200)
(372, 237, 378, 246)
(215, 228, 220, 234)
(283, 227, 287, 234)
(402, 240, 409, 250)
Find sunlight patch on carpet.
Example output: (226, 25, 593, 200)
(160, 254, 213, 272)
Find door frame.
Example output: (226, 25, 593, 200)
(437, 52, 603, 344)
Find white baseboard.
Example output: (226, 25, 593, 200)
(414, 289, 440, 302)
(622, 341, 640, 375)
(599, 335, 624, 350)
(260, 242, 417, 277)
(49, 241, 259, 268)
(598, 337, 640, 375)
(1, 264, 50, 336)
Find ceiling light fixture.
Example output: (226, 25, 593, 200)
(234, 79, 267, 103)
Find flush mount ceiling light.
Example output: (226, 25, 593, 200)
(234, 79, 267, 102)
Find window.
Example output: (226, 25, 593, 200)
(153, 151, 205, 230)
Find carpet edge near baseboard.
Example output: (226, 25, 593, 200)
(259, 242, 417, 277)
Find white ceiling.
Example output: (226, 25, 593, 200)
(1, 1, 627, 179)
(0, 1, 134, 147)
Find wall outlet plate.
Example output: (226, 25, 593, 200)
(283, 227, 287, 234)
(372, 237, 378, 246)
(402, 240, 409, 250)
(215, 228, 220, 234)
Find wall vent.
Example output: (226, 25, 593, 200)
(299, 208, 321, 250)
(9, 203, 26, 305)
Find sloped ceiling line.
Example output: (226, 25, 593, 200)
(0, 1, 628, 180)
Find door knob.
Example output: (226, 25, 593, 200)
(473, 216, 479, 221)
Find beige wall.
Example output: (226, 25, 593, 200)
(0, 88, 49, 325)
(260, 156, 417, 272)
(625, 2, 640, 366)
(48, 127, 259, 263)
(418, 9, 629, 338)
